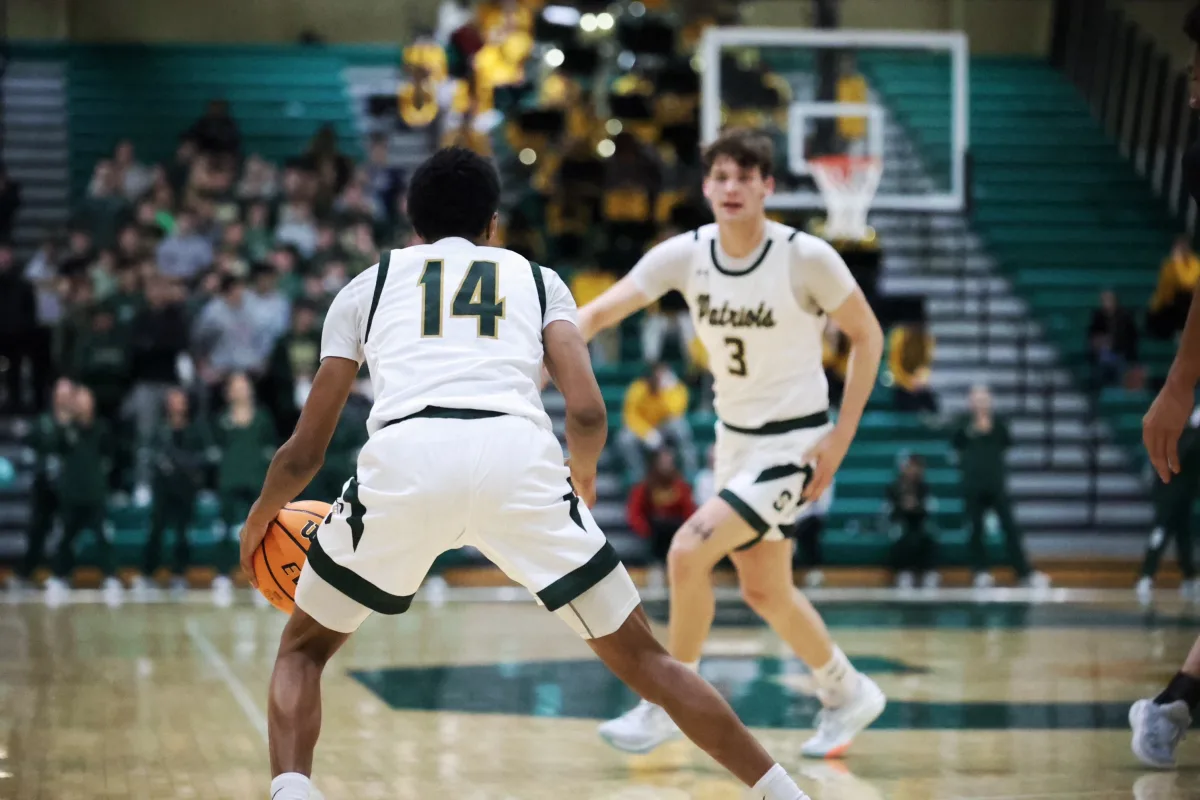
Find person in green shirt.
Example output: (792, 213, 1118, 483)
(951, 385, 1048, 589)
(1137, 404, 1200, 600)
(138, 387, 214, 590)
(887, 454, 937, 589)
(106, 262, 145, 335)
(263, 301, 321, 438)
(47, 386, 121, 597)
(213, 373, 277, 588)
(68, 305, 133, 422)
(10, 378, 74, 589)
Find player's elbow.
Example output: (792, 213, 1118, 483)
(567, 402, 608, 436)
(279, 438, 324, 477)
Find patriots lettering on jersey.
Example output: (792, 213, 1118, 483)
(695, 294, 776, 329)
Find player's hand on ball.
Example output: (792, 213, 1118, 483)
(239, 502, 274, 589)
(1144, 374, 1195, 483)
(805, 426, 852, 501)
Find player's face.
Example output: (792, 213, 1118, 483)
(703, 155, 774, 224)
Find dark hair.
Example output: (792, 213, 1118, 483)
(1186, 3, 1200, 45)
(220, 274, 244, 294)
(406, 147, 500, 243)
(701, 127, 774, 177)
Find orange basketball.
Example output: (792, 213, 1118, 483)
(252, 500, 332, 613)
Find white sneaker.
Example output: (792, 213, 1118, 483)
(597, 699, 682, 754)
(801, 675, 886, 758)
(103, 576, 124, 607)
(895, 571, 914, 590)
(44, 576, 70, 607)
(212, 575, 234, 608)
(972, 572, 995, 589)
(169, 575, 188, 596)
(1130, 698, 1191, 769)
(1136, 576, 1153, 605)
(1022, 571, 1052, 590)
(920, 572, 940, 590)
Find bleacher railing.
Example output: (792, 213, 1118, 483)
(1054, 0, 1197, 232)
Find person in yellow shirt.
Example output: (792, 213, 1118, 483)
(618, 362, 697, 483)
(836, 55, 869, 154)
(1149, 235, 1200, 339)
(888, 321, 938, 413)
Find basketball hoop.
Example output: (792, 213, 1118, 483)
(807, 155, 882, 242)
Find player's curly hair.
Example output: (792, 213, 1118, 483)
(407, 147, 501, 243)
(701, 127, 774, 177)
(1186, 2, 1200, 45)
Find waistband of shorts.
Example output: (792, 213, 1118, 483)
(719, 410, 830, 436)
(381, 406, 508, 429)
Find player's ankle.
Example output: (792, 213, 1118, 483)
(270, 772, 312, 800)
(751, 763, 808, 799)
(812, 646, 857, 706)
(1155, 671, 1200, 713)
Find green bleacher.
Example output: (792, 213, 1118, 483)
(63, 44, 401, 200)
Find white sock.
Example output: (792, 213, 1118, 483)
(751, 763, 808, 800)
(270, 772, 311, 800)
(811, 646, 858, 707)
(681, 660, 700, 673)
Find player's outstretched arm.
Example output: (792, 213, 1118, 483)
(544, 319, 607, 505)
(807, 289, 884, 500)
(577, 276, 653, 342)
(240, 356, 358, 586)
(1145, 282, 1200, 481)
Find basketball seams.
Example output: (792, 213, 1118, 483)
(259, 538, 295, 603)
(253, 502, 331, 612)
(271, 518, 307, 552)
(285, 505, 328, 521)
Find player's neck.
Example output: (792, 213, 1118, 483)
(716, 216, 768, 259)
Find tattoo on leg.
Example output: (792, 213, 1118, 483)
(684, 519, 715, 541)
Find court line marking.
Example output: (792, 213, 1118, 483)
(184, 617, 269, 742)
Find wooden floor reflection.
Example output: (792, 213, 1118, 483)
(2, 589, 1199, 799)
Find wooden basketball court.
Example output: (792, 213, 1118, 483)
(2, 587, 1198, 799)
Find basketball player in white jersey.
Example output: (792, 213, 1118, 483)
(238, 148, 814, 800)
(578, 129, 888, 758)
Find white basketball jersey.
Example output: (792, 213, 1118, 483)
(682, 223, 834, 429)
(320, 237, 577, 435)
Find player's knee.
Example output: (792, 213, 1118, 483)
(666, 535, 708, 586)
(740, 578, 791, 620)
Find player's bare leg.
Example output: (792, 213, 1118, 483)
(590, 606, 810, 798)
(599, 497, 884, 758)
(731, 539, 885, 757)
(267, 608, 351, 799)
(1131, 635, 1200, 768)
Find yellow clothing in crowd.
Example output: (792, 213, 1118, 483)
(570, 270, 617, 307)
(1150, 250, 1200, 312)
(836, 73, 869, 140)
(888, 325, 935, 392)
(623, 378, 689, 440)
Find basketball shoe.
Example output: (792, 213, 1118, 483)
(597, 699, 682, 754)
(800, 674, 886, 758)
(1130, 698, 1191, 769)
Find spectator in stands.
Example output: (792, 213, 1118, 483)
(619, 362, 697, 483)
(107, 262, 144, 332)
(116, 223, 146, 264)
(67, 304, 132, 424)
(249, 263, 291, 346)
(237, 154, 279, 202)
(167, 135, 199, 197)
(888, 320, 938, 413)
(244, 202, 275, 264)
(0, 164, 21, 243)
(627, 447, 697, 587)
(952, 384, 1048, 589)
(263, 300, 321, 438)
(187, 99, 242, 161)
(823, 320, 851, 408)
(1136, 404, 1200, 602)
(212, 372, 276, 603)
(306, 124, 354, 207)
(22, 236, 62, 412)
(887, 454, 936, 589)
(47, 385, 121, 602)
(192, 275, 274, 404)
(365, 134, 406, 222)
(113, 139, 154, 201)
(1147, 235, 1200, 340)
(8, 378, 73, 590)
(275, 201, 319, 259)
(156, 209, 214, 282)
(136, 387, 212, 592)
(1087, 289, 1139, 390)
(127, 275, 190, 441)
(81, 161, 131, 249)
(0, 244, 39, 414)
(569, 265, 620, 364)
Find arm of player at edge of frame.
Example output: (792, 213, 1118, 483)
(539, 277, 654, 390)
(239, 355, 360, 587)
(804, 287, 884, 501)
(1145, 282, 1200, 483)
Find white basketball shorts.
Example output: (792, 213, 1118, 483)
(713, 413, 835, 551)
(294, 408, 640, 637)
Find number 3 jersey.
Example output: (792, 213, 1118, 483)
(320, 237, 577, 435)
(630, 221, 858, 430)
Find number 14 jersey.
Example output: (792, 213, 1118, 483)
(630, 221, 858, 430)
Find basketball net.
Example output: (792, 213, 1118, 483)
(807, 155, 883, 242)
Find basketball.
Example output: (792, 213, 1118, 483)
(252, 500, 332, 613)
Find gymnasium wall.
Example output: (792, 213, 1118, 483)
(1113, 0, 1193, 65)
(6, 0, 440, 43)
